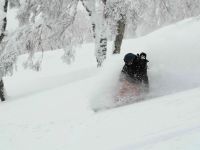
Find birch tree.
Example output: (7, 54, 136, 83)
(0, 0, 9, 101)
(106, 0, 129, 54)
(80, 0, 108, 67)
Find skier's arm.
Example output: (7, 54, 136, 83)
(121, 65, 127, 73)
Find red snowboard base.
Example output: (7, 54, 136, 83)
(92, 80, 148, 112)
(113, 80, 145, 106)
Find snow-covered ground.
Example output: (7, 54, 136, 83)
(1, 16, 200, 150)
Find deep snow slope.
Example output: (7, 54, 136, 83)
(0, 16, 200, 150)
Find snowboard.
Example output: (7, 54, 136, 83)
(92, 79, 148, 112)
(113, 79, 144, 106)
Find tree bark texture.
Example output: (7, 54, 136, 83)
(0, 0, 8, 101)
(113, 15, 126, 54)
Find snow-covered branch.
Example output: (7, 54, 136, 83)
(5, 0, 81, 69)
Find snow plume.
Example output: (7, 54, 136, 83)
(90, 55, 123, 111)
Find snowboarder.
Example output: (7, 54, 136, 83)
(120, 52, 149, 93)
(114, 52, 149, 105)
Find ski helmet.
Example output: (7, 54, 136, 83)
(123, 53, 136, 64)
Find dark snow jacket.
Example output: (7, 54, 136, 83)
(121, 58, 149, 87)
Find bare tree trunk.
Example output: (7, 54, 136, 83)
(96, 35, 107, 67)
(96, 0, 107, 67)
(113, 15, 126, 54)
(0, 0, 8, 41)
(81, 0, 107, 67)
(0, 80, 5, 101)
(0, 0, 8, 101)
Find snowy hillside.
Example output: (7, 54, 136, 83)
(1, 16, 200, 150)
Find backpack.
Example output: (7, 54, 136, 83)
(137, 52, 148, 71)
(139, 52, 147, 60)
